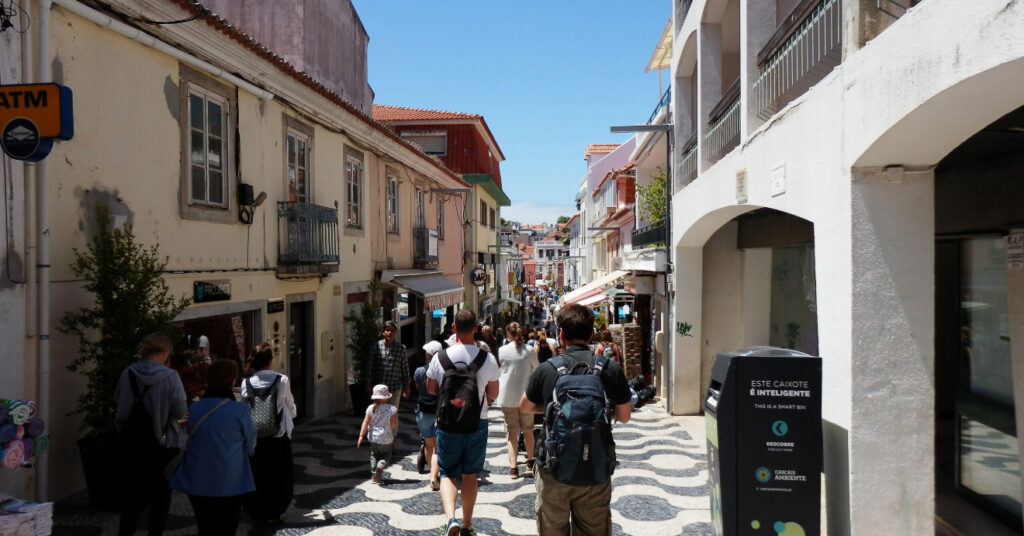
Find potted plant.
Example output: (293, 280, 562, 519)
(60, 205, 190, 509)
(343, 278, 382, 415)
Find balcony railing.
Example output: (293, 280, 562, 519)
(647, 86, 672, 125)
(277, 201, 340, 268)
(676, 0, 694, 30)
(752, 0, 842, 120)
(414, 227, 439, 267)
(675, 133, 698, 191)
(704, 79, 741, 164)
(632, 221, 666, 250)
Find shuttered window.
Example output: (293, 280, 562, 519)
(401, 130, 447, 156)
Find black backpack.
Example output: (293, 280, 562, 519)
(435, 347, 488, 433)
(245, 375, 282, 438)
(540, 353, 616, 486)
(121, 370, 159, 448)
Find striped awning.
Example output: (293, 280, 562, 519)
(382, 270, 464, 311)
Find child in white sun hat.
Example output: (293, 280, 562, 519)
(358, 384, 398, 484)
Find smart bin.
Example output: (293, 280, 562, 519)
(704, 347, 822, 536)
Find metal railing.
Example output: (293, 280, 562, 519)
(647, 86, 672, 125)
(277, 201, 340, 265)
(676, 0, 694, 30)
(632, 221, 667, 249)
(704, 80, 741, 164)
(752, 0, 842, 120)
(676, 133, 698, 191)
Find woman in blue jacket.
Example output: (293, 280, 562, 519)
(170, 359, 256, 535)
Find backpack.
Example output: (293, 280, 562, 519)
(435, 347, 488, 433)
(603, 343, 617, 360)
(121, 370, 159, 448)
(541, 353, 616, 486)
(245, 374, 282, 438)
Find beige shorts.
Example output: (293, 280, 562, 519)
(501, 407, 534, 438)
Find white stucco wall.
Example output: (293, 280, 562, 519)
(669, 0, 1024, 534)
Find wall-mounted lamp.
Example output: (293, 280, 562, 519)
(239, 183, 268, 225)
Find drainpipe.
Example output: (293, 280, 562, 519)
(22, 1, 36, 339)
(36, 0, 52, 501)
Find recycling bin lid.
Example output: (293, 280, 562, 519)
(726, 346, 813, 358)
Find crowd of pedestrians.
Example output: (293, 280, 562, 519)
(109, 287, 634, 536)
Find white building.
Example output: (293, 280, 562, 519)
(667, 0, 1024, 533)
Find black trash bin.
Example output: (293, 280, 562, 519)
(705, 347, 822, 536)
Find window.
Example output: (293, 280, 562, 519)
(188, 87, 228, 207)
(416, 189, 426, 228)
(489, 208, 495, 229)
(345, 151, 363, 227)
(286, 127, 311, 203)
(480, 200, 487, 224)
(437, 197, 445, 240)
(179, 66, 235, 223)
(401, 130, 446, 156)
(386, 172, 399, 233)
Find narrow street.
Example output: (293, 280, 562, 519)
(54, 402, 711, 536)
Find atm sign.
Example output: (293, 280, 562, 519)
(0, 84, 73, 139)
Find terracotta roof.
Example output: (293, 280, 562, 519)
(158, 0, 465, 186)
(585, 144, 619, 158)
(372, 105, 480, 121)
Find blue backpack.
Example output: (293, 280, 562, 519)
(541, 353, 616, 486)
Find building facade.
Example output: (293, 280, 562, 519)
(0, 0, 467, 501)
(667, 0, 1024, 533)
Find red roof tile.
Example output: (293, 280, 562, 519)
(585, 144, 619, 158)
(372, 105, 480, 121)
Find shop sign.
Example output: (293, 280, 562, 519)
(267, 299, 285, 314)
(194, 280, 231, 303)
(470, 266, 487, 287)
(0, 83, 74, 161)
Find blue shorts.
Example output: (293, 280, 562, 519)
(436, 419, 489, 479)
(415, 410, 437, 439)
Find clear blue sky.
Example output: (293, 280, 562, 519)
(351, 1, 670, 225)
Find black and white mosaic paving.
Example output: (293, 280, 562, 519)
(53, 402, 711, 535)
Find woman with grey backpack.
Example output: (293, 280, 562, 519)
(240, 343, 298, 526)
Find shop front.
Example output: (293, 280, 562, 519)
(174, 299, 266, 402)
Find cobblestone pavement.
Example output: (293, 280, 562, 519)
(53, 401, 711, 536)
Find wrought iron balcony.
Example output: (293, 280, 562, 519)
(277, 201, 339, 272)
(414, 227, 439, 267)
(752, 0, 842, 120)
(675, 133, 698, 191)
(632, 221, 667, 250)
(704, 79, 741, 164)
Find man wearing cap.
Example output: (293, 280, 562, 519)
(367, 321, 410, 414)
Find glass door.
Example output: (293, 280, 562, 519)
(955, 236, 1021, 524)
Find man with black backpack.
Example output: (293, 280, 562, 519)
(113, 332, 187, 536)
(426, 309, 499, 536)
(519, 303, 632, 536)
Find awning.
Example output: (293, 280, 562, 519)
(503, 297, 522, 306)
(382, 270, 464, 311)
(578, 292, 607, 307)
(561, 270, 629, 305)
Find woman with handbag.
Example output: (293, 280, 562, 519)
(169, 360, 256, 535)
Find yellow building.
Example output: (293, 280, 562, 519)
(0, 0, 466, 500)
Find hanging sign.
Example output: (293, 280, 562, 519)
(0, 84, 74, 161)
(470, 266, 487, 287)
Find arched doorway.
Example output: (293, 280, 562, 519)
(934, 104, 1024, 533)
(670, 206, 816, 414)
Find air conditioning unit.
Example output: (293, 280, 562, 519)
(414, 227, 439, 265)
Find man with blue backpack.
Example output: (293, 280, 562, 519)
(519, 303, 632, 536)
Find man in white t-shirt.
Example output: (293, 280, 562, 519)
(427, 309, 499, 536)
